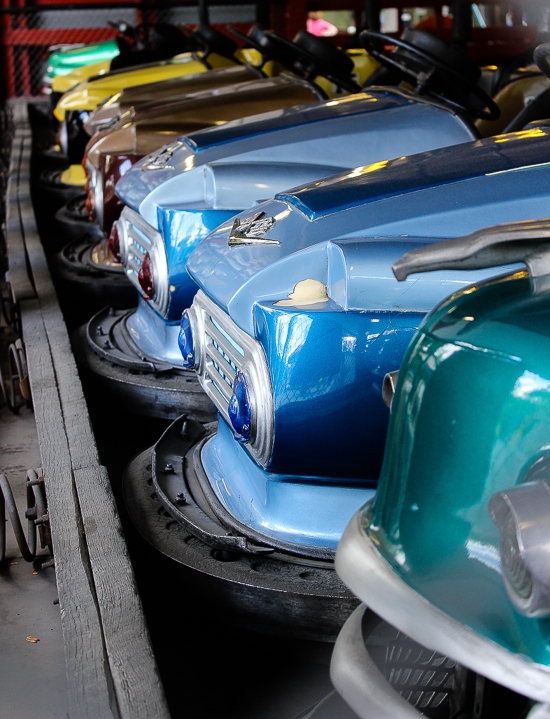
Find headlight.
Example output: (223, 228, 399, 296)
(178, 311, 195, 369)
(489, 479, 550, 617)
(190, 290, 274, 466)
(228, 371, 252, 442)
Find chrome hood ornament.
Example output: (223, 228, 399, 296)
(228, 212, 279, 247)
(142, 142, 182, 172)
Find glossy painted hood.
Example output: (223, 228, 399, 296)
(115, 87, 475, 228)
(84, 64, 264, 136)
(186, 127, 550, 334)
(53, 51, 237, 120)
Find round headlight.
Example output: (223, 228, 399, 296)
(178, 311, 194, 368)
(228, 371, 251, 442)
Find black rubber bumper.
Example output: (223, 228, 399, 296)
(122, 415, 359, 641)
(35, 166, 85, 212)
(53, 194, 101, 243)
(53, 234, 135, 309)
(73, 307, 216, 421)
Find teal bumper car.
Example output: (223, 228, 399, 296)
(334, 217, 550, 717)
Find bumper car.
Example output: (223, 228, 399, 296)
(120, 117, 550, 638)
(46, 24, 324, 218)
(76, 32, 550, 278)
(333, 214, 550, 718)
(73, 27, 504, 416)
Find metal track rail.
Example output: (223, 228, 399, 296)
(4, 99, 170, 719)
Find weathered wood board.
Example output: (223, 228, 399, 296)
(6, 99, 170, 719)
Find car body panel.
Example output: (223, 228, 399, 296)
(116, 88, 475, 226)
(202, 418, 377, 550)
(52, 59, 116, 94)
(87, 74, 323, 168)
(85, 48, 377, 134)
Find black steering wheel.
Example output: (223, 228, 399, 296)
(227, 25, 360, 95)
(259, 29, 361, 95)
(361, 29, 500, 121)
(227, 23, 319, 79)
(180, 22, 239, 65)
(227, 24, 304, 73)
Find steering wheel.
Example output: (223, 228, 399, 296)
(361, 29, 500, 121)
(256, 29, 362, 94)
(180, 22, 239, 63)
(292, 30, 361, 93)
(227, 24, 309, 73)
(535, 42, 550, 80)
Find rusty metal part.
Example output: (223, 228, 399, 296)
(1, 339, 31, 413)
(1, 282, 19, 334)
(0, 468, 52, 565)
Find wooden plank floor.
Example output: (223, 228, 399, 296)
(0, 321, 68, 719)
(5, 99, 170, 719)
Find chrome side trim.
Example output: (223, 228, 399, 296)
(331, 605, 422, 719)
(189, 290, 274, 467)
(336, 511, 550, 704)
(119, 206, 169, 316)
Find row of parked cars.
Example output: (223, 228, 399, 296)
(36, 15, 550, 718)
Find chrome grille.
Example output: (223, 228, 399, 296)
(190, 290, 274, 467)
(118, 206, 169, 316)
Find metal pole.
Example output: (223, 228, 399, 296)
(452, 0, 472, 48)
(365, 0, 380, 32)
(255, 1, 270, 28)
(199, 0, 209, 25)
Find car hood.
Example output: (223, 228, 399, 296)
(186, 127, 550, 334)
(115, 87, 474, 227)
